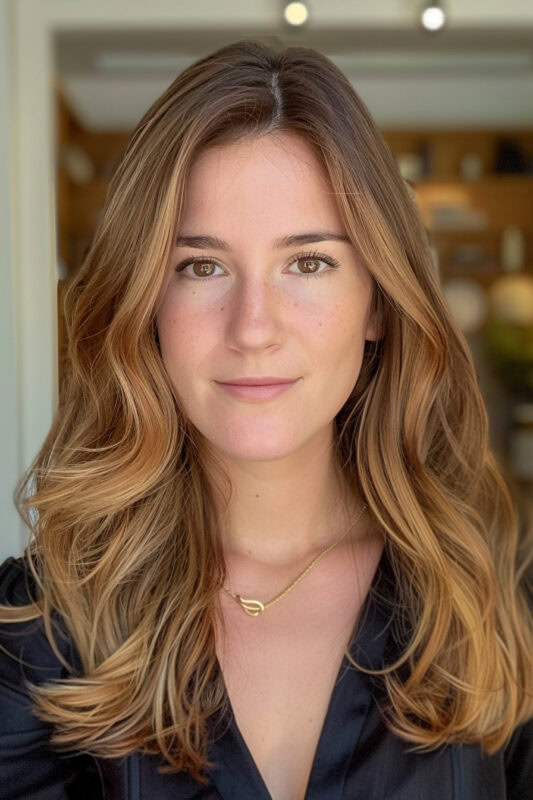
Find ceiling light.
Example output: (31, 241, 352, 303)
(283, 2, 309, 26)
(420, 1, 446, 32)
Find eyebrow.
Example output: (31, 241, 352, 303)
(175, 231, 352, 250)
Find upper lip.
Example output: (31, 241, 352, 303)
(216, 377, 298, 386)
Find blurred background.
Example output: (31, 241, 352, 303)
(2, 0, 533, 559)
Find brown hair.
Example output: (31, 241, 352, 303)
(1, 38, 532, 784)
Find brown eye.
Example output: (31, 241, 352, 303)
(192, 261, 217, 278)
(287, 251, 340, 278)
(175, 259, 224, 280)
(296, 257, 321, 275)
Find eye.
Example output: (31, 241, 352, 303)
(286, 251, 340, 279)
(175, 258, 224, 281)
(174, 250, 340, 281)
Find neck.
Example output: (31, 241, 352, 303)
(201, 430, 368, 569)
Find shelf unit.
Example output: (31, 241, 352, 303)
(382, 131, 533, 289)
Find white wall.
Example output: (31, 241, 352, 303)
(0, 0, 24, 560)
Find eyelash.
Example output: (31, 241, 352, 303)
(174, 250, 341, 282)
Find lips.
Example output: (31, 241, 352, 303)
(214, 378, 300, 401)
(217, 377, 296, 386)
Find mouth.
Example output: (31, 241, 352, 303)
(214, 378, 300, 401)
(216, 377, 297, 386)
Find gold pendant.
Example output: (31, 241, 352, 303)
(237, 596, 265, 616)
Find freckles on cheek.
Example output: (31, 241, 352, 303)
(160, 309, 211, 368)
(318, 301, 363, 354)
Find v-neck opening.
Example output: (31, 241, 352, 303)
(207, 544, 395, 800)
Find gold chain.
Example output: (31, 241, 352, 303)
(222, 502, 368, 616)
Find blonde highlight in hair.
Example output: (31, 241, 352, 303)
(1, 39, 532, 784)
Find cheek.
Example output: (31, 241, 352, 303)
(157, 294, 221, 393)
(311, 305, 367, 410)
(317, 298, 366, 357)
(157, 300, 194, 376)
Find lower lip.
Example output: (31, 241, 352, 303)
(215, 380, 299, 400)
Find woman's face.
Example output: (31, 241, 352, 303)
(157, 132, 378, 463)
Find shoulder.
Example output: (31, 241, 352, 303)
(0, 556, 104, 798)
(503, 715, 533, 800)
(0, 554, 79, 686)
(0, 554, 41, 608)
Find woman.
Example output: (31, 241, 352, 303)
(0, 39, 532, 800)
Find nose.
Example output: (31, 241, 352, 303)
(224, 275, 284, 353)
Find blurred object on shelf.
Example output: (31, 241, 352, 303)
(486, 273, 533, 398)
(396, 151, 426, 182)
(489, 274, 533, 326)
(509, 402, 533, 480)
(500, 225, 525, 273)
(59, 143, 95, 184)
(494, 138, 527, 174)
(448, 243, 491, 273)
(430, 205, 488, 231)
(486, 321, 533, 397)
(459, 152, 483, 181)
(442, 277, 488, 334)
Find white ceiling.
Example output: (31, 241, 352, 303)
(54, 27, 533, 131)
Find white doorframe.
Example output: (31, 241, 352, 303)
(0, 0, 23, 561)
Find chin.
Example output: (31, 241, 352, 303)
(203, 427, 305, 463)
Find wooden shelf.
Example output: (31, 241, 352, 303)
(383, 128, 533, 179)
(414, 178, 533, 230)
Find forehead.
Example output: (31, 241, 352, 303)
(180, 133, 343, 233)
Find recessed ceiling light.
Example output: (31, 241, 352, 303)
(421, 1, 446, 32)
(283, 2, 309, 27)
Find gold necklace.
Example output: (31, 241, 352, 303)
(222, 502, 368, 616)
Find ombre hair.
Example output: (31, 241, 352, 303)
(1, 38, 532, 785)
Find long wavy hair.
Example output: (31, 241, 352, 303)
(1, 39, 532, 784)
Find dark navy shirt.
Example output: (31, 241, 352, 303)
(0, 548, 531, 799)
